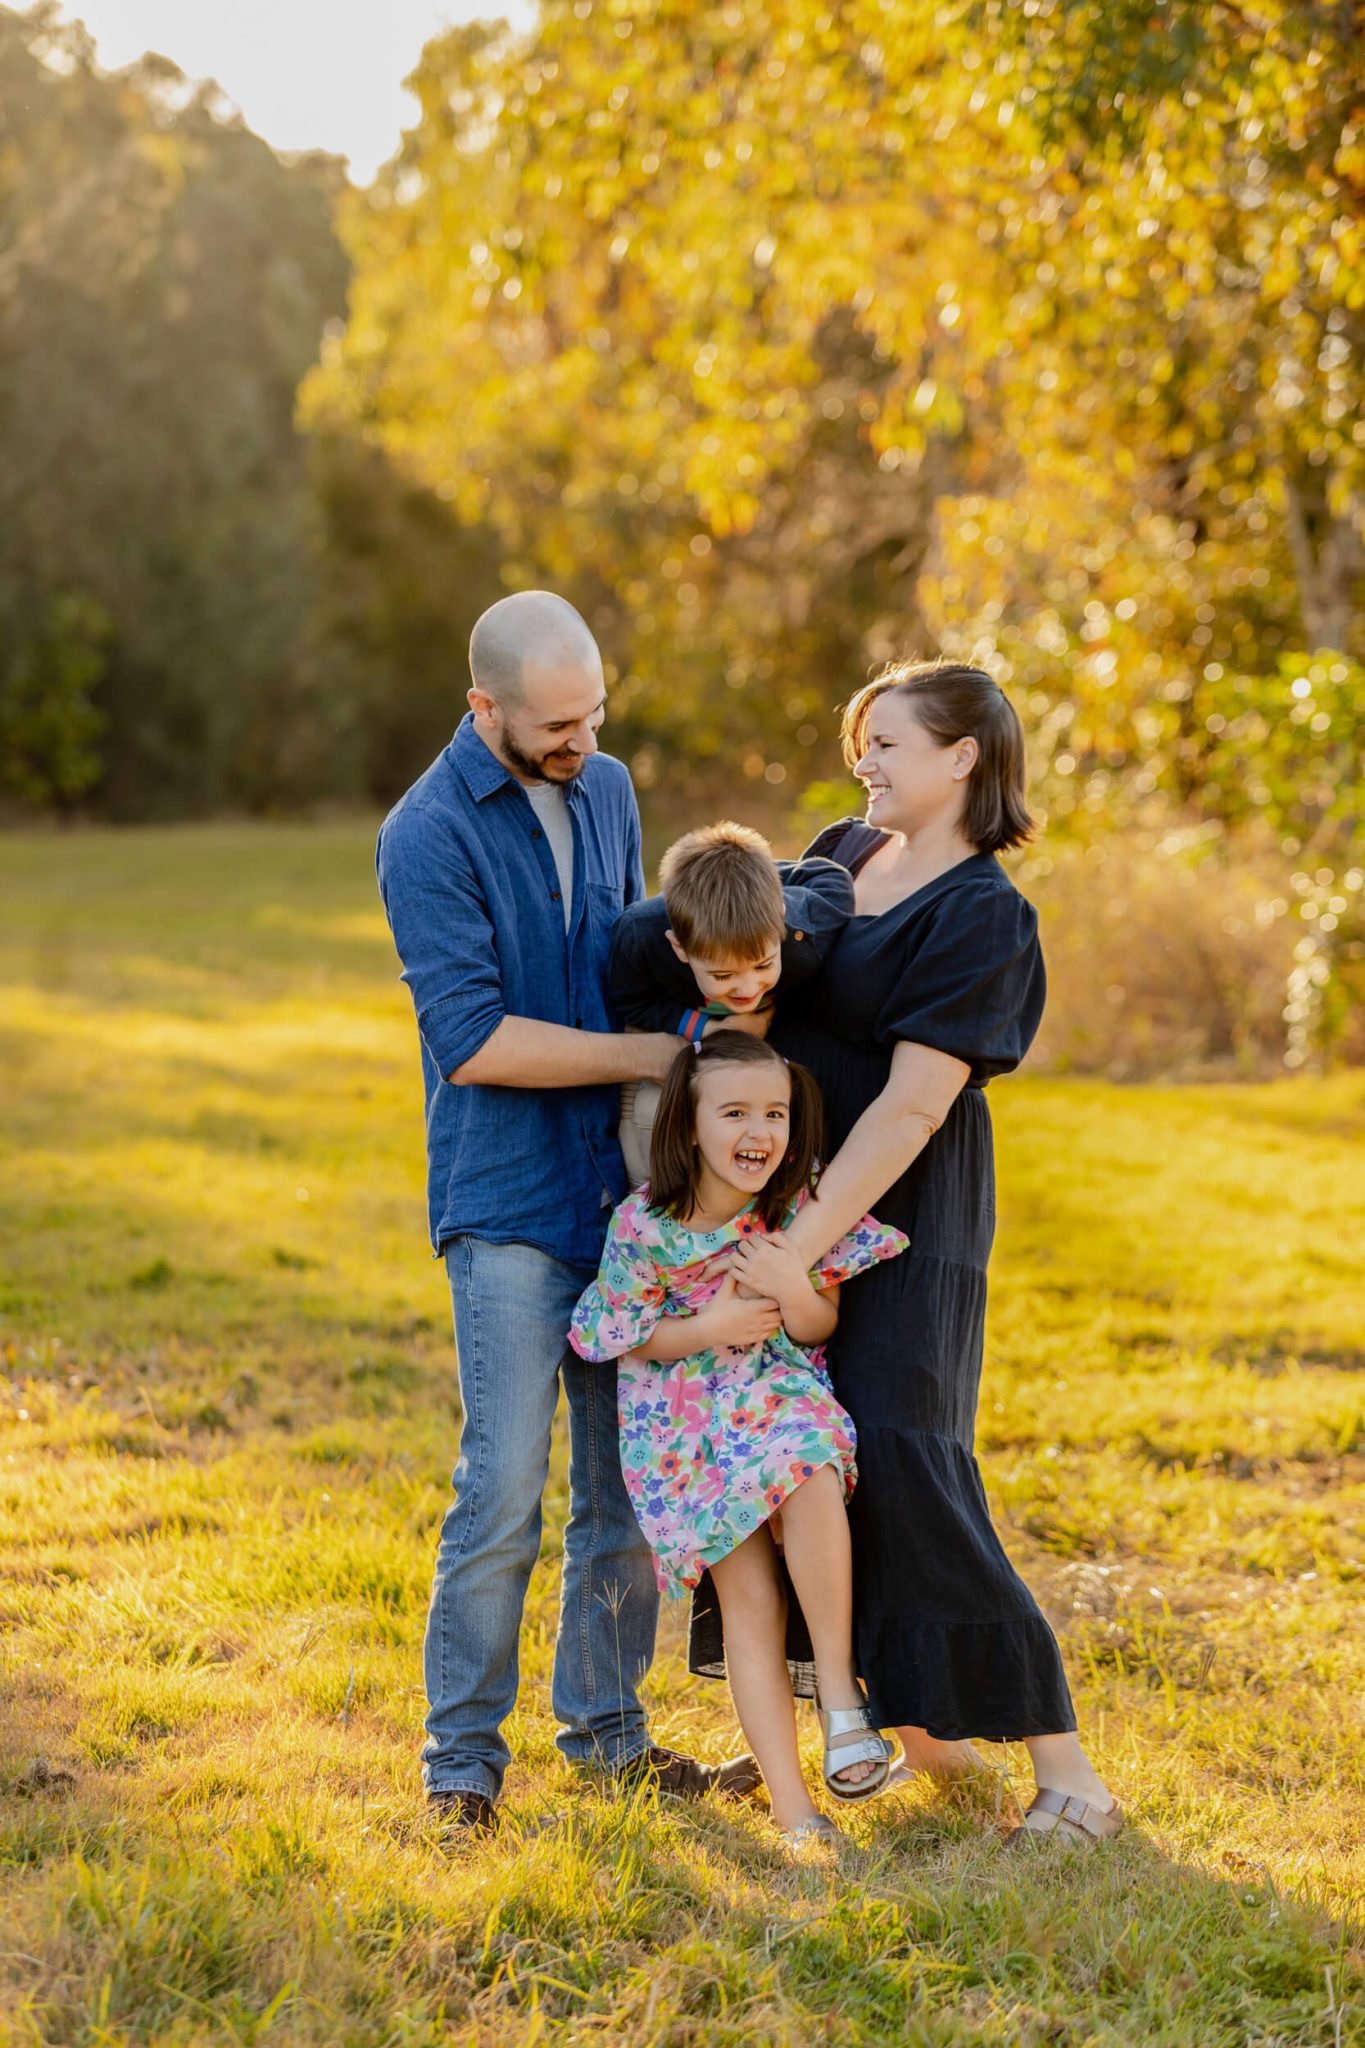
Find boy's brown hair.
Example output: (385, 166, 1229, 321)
(840, 660, 1035, 855)
(658, 821, 786, 960)
(647, 1030, 823, 1229)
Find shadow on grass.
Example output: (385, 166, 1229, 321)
(2, 1748, 1359, 2047)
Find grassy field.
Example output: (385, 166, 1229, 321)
(1, 821, 1363, 2048)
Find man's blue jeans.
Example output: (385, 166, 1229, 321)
(422, 1234, 659, 1800)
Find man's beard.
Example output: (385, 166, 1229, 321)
(500, 726, 586, 785)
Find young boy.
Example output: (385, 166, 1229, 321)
(610, 821, 855, 1185)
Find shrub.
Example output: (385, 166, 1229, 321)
(1021, 828, 1300, 1078)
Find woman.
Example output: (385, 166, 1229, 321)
(734, 660, 1122, 1846)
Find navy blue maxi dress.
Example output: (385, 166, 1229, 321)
(766, 819, 1076, 1740)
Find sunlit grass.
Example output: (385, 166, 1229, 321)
(1, 823, 1363, 2045)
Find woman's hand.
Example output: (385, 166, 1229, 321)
(730, 1228, 808, 1313)
(732, 1229, 839, 1344)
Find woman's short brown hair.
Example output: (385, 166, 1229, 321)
(647, 1030, 824, 1230)
(840, 660, 1034, 854)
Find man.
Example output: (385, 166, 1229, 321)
(377, 590, 756, 1835)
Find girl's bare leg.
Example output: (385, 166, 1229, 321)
(710, 1527, 821, 1830)
(776, 1464, 877, 1788)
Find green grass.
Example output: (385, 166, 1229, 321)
(1, 820, 1363, 2047)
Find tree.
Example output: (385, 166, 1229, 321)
(308, 0, 1362, 1052)
(0, 5, 350, 814)
(309, 432, 509, 805)
(0, 592, 108, 806)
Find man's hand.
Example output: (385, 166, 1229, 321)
(703, 1008, 772, 1039)
(730, 1229, 807, 1313)
(695, 1271, 782, 1350)
(635, 1032, 689, 1083)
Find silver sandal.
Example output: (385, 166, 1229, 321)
(777, 1814, 844, 1853)
(815, 1689, 896, 1802)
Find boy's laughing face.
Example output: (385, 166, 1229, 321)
(666, 932, 783, 1011)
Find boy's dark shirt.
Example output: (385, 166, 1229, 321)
(609, 855, 856, 1035)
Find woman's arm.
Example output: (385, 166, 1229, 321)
(751, 1040, 971, 1274)
(781, 1276, 839, 1345)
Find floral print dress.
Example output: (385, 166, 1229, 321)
(569, 1186, 908, 1599)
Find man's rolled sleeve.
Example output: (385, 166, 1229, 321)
(418, 983, 505, 1081)
(377, 817, 506, 1081)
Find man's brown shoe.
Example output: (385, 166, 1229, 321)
(429, 1789, 499, 1838)
(712, 1750, 765, 1799)
(616, 1744, 763, 1801)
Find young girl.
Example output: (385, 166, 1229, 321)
(569, 1031, 908, 1846)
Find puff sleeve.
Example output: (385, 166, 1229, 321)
(809, 1212, 910, 1289)
(780, 1185, 909, 1288)
(876, 879, 1045, 1082)
(569, 1198, 668, 1360)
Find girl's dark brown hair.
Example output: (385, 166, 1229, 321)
(647, 1029, 824, 1229)
(840, 659, 1034, 854)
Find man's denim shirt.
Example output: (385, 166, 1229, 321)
(376, 716, 645, 1268)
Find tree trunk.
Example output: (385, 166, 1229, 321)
(1282, 471, 1363, 653)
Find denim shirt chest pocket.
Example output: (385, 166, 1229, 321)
(585, 878, 625, 982)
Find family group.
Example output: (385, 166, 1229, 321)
(375, 589, 1123, 1854)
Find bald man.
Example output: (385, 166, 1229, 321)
(377, 592, 756, 1835)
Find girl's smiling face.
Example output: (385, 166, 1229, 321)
(690, 1061, 792, 1207)
(854, 689, 976, 837)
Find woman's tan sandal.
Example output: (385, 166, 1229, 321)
(815, 1691, 896, 1802)
(1007, 1788, 1125, 1846)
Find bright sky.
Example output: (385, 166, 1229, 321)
(62, 0, 532, 182)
